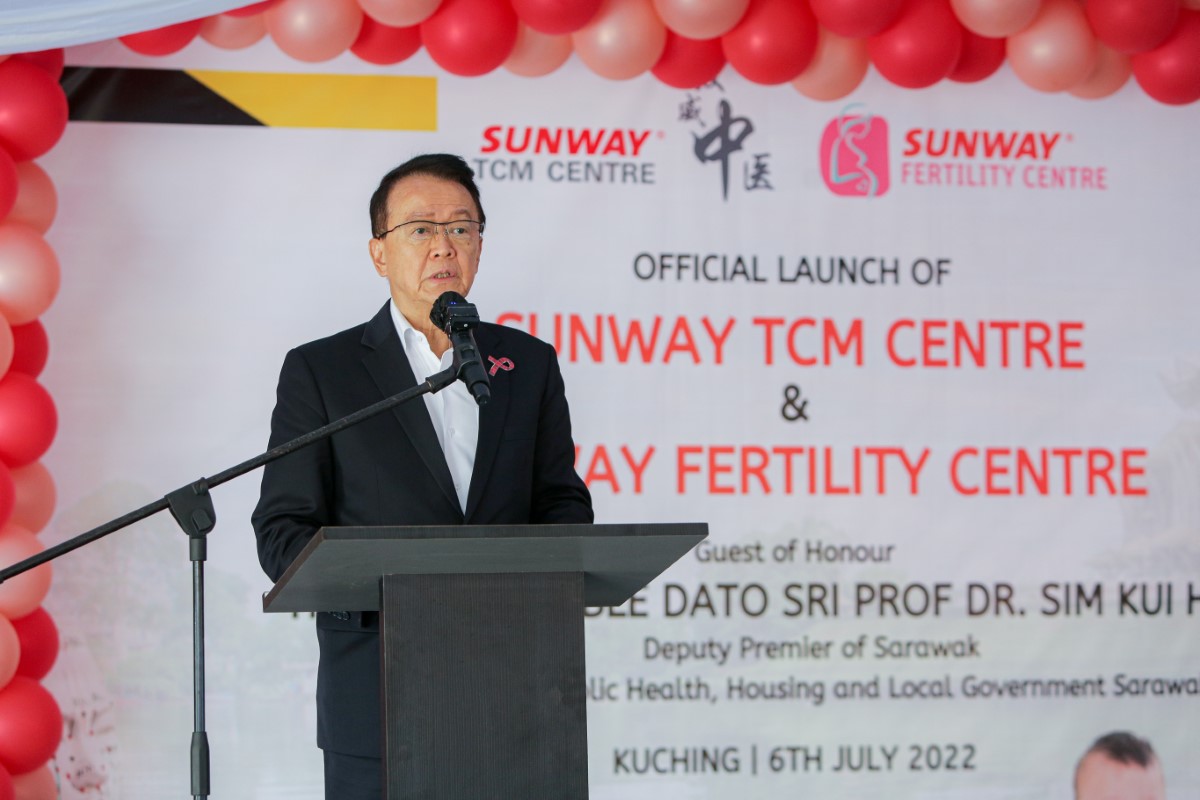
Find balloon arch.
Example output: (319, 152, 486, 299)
(0, 0, 1197, 795)
(0, 43, 66, 800)
(117, 0, 1200, 104)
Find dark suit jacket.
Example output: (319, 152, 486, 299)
(252, 301, 593, 756)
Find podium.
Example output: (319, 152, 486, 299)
(263, 522, 707, 799)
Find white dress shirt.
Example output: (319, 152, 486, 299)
(390, 301, 479, 513)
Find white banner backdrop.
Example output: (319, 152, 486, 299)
(37, 39, 1199, 799)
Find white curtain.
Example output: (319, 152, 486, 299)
(0, 0, 250, 54)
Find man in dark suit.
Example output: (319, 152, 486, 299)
(252, 153, 593, 798)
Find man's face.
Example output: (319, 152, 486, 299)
(1075, 752, 1166, 800)
(368, 173, 482, 324)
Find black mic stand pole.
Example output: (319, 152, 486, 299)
(0, 364, 461, 799)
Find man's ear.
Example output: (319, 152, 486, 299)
(368, 236, 386, 276)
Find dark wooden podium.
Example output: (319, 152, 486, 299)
(262, 522, 706, 799)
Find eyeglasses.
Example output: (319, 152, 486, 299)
(376, 219, 485, 243)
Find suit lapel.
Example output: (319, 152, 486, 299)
(466, 324, 510, 519)
(360, 303, 460, 513)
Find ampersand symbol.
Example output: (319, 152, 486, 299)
(781, 384, 808, 422)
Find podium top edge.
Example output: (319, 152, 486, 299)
(262, 522, 709, 613)
(314, 522, 708, 542)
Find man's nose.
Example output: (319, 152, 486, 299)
(429, 225, 456, 252)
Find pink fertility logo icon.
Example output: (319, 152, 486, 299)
(821, 106, 889, 197)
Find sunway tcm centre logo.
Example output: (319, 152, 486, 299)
(820, 106, 889, 198)
(472, 125, 660, 185)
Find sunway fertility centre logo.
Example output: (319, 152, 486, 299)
(821, 105, 889, 198)
(820, 107, 1106, 194)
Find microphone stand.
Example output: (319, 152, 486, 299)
(0, 364, 461, 799)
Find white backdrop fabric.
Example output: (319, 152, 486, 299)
(37, 39, 1200, 799)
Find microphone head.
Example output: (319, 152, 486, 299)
(430, 291, 467, 332)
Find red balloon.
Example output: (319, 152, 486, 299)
(1133, 10, 1200, 104)
(352, 17, 422, 64)
(811, 0, 903, 38)
(8, 462, 52, 535)
(950, 29, 1005, 82)
(0, 468, 12, 531)
(0, 320, 11, 381)
(0, 375, 55, 468)
(0, 223, 60, 327)
(226, 0, 281, 16)
(0, 677, 61, 775)
(8, 162, 56, 234)
(722, 0, 819, 84)
(0, 765, 11, 800)
(12, 609, 57, 681)
(653, 33, 726, 88)
(421, 0, 520, 76)
(266, 0, 363, 62)
(0, 527, 49, 623)
(0, 527, 49, 621)
(9, 51, 64, 81)
(8, 323, 46, 379)
(0, 152, 15, 221)
(504, 24, 573, 76)
(0, 61, 68, 162)
(200, 13, 268, 49)
(1086, 0, 1178, 55)
(869, 0, 964, 88)
(9, 765, 50, 800)
(119, 19, 204, 56)
(512, 0, 604, 34)
(1070, 43, 1132, 98)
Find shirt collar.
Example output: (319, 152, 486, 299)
(389, 299, 453, 371)
(389, 299, 424, 348)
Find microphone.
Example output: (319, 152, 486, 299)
(430, 291, 491, 406)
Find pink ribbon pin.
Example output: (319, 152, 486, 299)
(488, 356, 515, 376)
